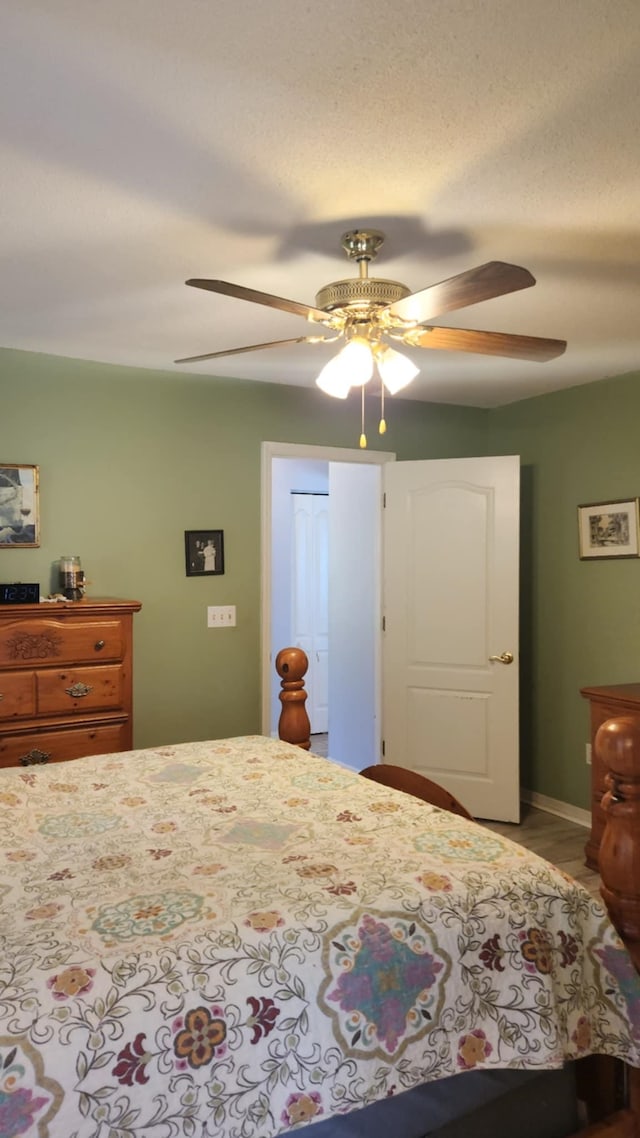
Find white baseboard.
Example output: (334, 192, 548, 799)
(522, 788, 590, 829)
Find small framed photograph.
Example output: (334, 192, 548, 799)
(0, 464, 40, 548)
(185, 529, 224, 576)
(577, 498, 640, 560)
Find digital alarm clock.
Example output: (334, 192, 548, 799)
(0, 582, 40, 604)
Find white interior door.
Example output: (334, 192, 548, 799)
(382, 455, 520, 822)
(291, 493, 329, 733)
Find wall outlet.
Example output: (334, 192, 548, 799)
(207, 605, 236, 628)
(585, 742, 592, 766)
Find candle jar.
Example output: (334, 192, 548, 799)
(59, 555, 84, 600)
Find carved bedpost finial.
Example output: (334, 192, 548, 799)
(597, 715, 640, 970)
(275, 647, 311, 751)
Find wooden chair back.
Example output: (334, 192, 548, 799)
(360, 763, 474, 821)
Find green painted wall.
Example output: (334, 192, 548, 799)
(0, 347, 487, 749)
(489, 369, 640, 810)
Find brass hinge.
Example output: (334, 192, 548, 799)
(382, 615, 386, 632)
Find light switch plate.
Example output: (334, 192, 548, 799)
(207, 605, 236, 628)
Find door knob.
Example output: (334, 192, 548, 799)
(488, 651, 514, 665)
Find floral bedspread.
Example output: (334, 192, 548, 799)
(1, 736, 640, 1138)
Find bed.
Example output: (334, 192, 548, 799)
(1, 658, 640, 1138)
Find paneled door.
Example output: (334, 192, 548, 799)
(382, 455, 520, 822)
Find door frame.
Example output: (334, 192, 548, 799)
(260, 441, 395, 736)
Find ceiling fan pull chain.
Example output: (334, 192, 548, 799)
(360, 384, 367, 449)
(379, 376, 387, 435)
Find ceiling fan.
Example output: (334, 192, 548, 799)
(176, 229, 566, 445)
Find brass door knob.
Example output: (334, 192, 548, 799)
(488, 651, 514, 665)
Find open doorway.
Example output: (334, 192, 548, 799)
(261, 442, 394, 770)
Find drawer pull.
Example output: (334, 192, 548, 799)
(65, 681, 93, 699)
(94, 640, 105, 651)
(0, 693, 3, 702)
(20, 748, 50, 766)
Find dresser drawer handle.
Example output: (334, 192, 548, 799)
(94, 640, 105, 651)
(0, 693, 3, 702)
(20, 748, 51, 766)
(65, 681, 93, 698)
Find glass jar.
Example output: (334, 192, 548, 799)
(59, 555, 84, 600)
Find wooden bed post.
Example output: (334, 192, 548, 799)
(275, 647, 311, 750)
(597, 715, 640, 973)
(560, 713, 640, 1138)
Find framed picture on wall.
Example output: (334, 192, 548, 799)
(185, 529, 225, 576)
(0, 464, 40, 547)
(577, 498, 640, 560)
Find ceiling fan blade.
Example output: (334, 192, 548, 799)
(403, 325, 567, 361)
(175, 334, 334, 365)
(186, 279, 330, 323)
(387, 261, 536, 325)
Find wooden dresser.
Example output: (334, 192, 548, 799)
(581, 682, 640, 869)
(0, 598, 141, 768)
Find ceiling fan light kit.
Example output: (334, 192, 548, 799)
(316, 338, 373, 399)
(178, 229, 566, 446)
(375, 345, 420, 395)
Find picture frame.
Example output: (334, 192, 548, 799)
(185, 529, 225, 576)
(0, 464, 40, 548)
(577, 498, 640, 560)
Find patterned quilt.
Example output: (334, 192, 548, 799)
(1, 736, 640, 1138)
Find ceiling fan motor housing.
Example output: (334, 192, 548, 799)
(315, 276, 410, 313)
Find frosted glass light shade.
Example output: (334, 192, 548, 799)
(376, 345, 419, 394)
(315, 338, 373, 398)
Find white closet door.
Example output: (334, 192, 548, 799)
(291, 493, 328, 732)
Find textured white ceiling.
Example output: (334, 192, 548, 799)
(1, 0, 638, 407)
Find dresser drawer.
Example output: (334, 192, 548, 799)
(36, 665, 125, 715)
(0, 617, 126, 667)
(0, 672, 36, 720)
(0, 721, 128, 768)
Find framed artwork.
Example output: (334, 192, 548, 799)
(185, 529, 225, 576)
(0, 464, 40, 548)
(577, 498, 640, 560)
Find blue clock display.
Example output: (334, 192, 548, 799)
(0, 583, 40, 604)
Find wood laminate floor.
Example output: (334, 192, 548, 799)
(310, 736, 601, 899)
(482, 805, 600, 898)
